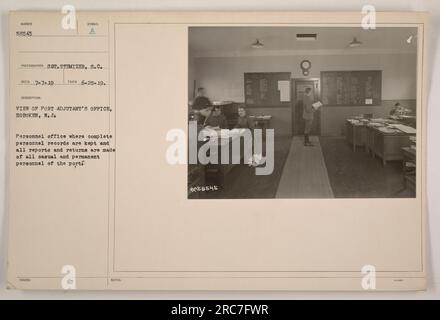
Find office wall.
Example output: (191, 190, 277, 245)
(192, 53, 417, 136)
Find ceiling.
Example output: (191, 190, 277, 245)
(189, 27, 418, 57)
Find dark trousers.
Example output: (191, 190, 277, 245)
(304, 119, 313, 143)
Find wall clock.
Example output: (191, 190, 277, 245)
(300, 59, 312, 76)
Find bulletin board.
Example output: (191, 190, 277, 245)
(321, 70, 382, 106)
(244, 72, 291, 107)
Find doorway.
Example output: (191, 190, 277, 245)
(292, 79, 321, 136)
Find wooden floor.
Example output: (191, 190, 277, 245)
(276, 136, 334, 198)
(188, 135, 413, 199)
(320, 136, 415, 198)
(190, 136, 292, 199)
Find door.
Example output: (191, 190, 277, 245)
(292, 79, 321, 136)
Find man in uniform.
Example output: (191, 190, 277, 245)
(302, 87, 315, 147)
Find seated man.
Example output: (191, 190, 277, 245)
(190, 87, 213, 125)
(191, 87, 212, 110)
(234, 106, 256, 167)
(234, 106, 254, 129)
(389, 102, 405, 116)
(203, 106, 228, 129)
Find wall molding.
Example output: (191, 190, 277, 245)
(192, 48, 417, 58)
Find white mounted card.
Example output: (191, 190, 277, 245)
(7, 11, 428, 291)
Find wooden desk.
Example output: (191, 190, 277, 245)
(365, 125, 376, 156)
(392, 115, 417, 128)
(346, 120, 367, 152)
(401, 146, 416, 190)
(250, 115, 272, 128)
(249, 115, 272, 141)
(371, 127, 415, 166)
(194, 128, 248, 190)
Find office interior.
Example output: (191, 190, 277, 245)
(188, 27, 418, 199)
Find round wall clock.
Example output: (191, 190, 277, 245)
(300, 60, 312, 76)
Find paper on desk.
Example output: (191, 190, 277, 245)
(277, 80, 290, 102)
(391, 124, 417, 134)
(250, 115, 272, 120)
(229, 128, 246, 136)
(378, 127, 399, 133)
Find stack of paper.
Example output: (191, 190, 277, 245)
(312, 101, 323, 110)
(392, 124, 417, 134)
(250, 115, 272, 120)
(378, 127, 399, 133)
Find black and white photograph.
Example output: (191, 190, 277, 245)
(2, 4, 436, 298)
(188, 26, 418, 199)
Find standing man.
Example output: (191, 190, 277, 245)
(302, 87, 315, 147)
(191, 87, 212, 110)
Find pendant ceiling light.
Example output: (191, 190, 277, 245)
(251, 39, 264, 49)
(349, 37, 362, 48)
